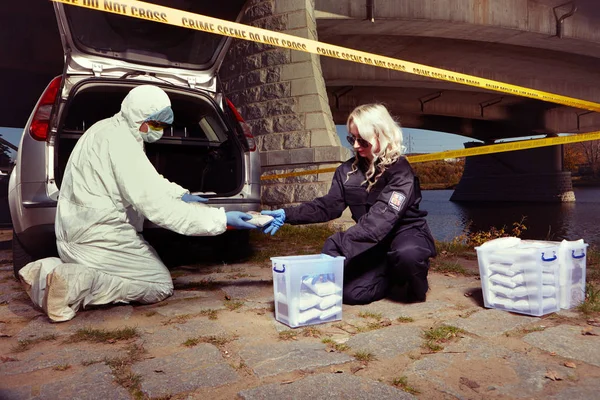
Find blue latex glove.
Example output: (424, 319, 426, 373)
(261, 209, 285, 235)
(226, 211, 257, 229)
(182, 193, 209, 203)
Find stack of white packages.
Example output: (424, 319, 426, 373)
(476, 237, 561, 316)
(295, 274, 343, 324)
(274, 274, 343, 327)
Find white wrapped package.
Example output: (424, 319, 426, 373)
(318, 294, 342, 310)
(490, 274, 519, 288)
(298, 307, 322, 324)
(513, 298, 557, 311)
(488, 263, 519, 277)
(302, 276, 341, 296)
(492, 284, 556, 298)
(299, 292, 322, 311)
(319, 306, 342, 320)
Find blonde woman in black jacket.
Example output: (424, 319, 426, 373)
(262, 104, 436, 305)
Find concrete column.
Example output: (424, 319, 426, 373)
(221, 0, 350, 207)
(450, 142, 575, 202)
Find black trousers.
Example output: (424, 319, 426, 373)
(342, 227, 436, 305)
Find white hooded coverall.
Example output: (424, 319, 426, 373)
(19, 85, 227, 322)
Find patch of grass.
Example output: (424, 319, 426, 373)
(81, 359, 102, 366)
(225, 273, 252, 279)
(199, 309, 219, 320)
(203, 335, 236, 347)
(248, 224, 338, 264)
(424, 325, 464, 341)
(144, 311, 157, 317)
(356, 321, 386, 333)
(104, 342, 147, 399)
(431, 260, 473, 276)
(183, 335, 235, 348)
(422, 325, 464, 352)
(11, 334, 57, 353)
(333, 343, 350, 352)
(183, 338, 200, 347)
(278, 330, 297, 341)
(115, 371, 142, 397)
(423, 341, 444, 352)
(521, 325, 545, 334)
(435, 240, 472, 257)
(232, 361, 247, 370)
(69, 327, 138, 343)
(397, 316, 414, 323)
(392, 376, 420, 395)
(301, 327, 322, 338)
(358, 311, 382, 321)
(52, 363, 71, 371)
(578, 282, 600, 314)
(12, 340, 34, 353)
(162, 314, 193, 325)
(353, 350, 376, 363)
(224, 300, 244, 311)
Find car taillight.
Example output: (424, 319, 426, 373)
(226, 98, 256, 152)
(30, 76, 62, 141)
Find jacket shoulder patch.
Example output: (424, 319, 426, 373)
(388, 191, 406, 211)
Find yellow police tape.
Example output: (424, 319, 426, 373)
(260, 131, 600, 181)
(51, 0, 600, 181)
(52, 0, 600, 113)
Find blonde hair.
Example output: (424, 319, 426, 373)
(345, 104, 406, 190)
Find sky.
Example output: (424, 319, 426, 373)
(335, 125, 478, 154)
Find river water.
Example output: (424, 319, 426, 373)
(422, 187, 600, 247)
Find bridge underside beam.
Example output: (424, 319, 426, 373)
(327, 85, 600, 140)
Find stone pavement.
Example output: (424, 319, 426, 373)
(1, 254, 600, 399)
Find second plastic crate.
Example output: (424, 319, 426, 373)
(476, 238, 561, 317)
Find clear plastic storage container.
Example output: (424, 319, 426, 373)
(476, 238, 561, 316)
(271, 254, 345, 328)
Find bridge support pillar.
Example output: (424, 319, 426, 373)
(450, 141, 575, 202)
(221, 0, 349, 207)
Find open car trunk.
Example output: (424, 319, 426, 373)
(55, 82, 244, 197)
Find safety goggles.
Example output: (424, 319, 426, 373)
(146, 120, 170, 129)
(346, 135, 371, 148)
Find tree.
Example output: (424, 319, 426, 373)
(563, 143, 585, 173)
(577, 140, 600, 176)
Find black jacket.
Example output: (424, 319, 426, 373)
(284, 156, 432, 260)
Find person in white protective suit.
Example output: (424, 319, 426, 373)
(19, 85, 256, 322)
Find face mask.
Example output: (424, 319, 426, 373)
(142, 126, 163, 143)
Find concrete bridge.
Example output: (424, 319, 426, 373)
(4, 0, 600, 204)
(221, 0, 600, 204)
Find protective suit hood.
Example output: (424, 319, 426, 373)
(118, 85, 172, 142)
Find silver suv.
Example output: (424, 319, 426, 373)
(9, 1, 260, 277)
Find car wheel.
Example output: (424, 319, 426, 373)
(12, 230, 34, 280)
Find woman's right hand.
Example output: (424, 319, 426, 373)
(261, 209, 286, 235)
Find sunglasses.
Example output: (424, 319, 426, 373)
(146, 120, 170, 129)
(346, 135, 370, 148)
